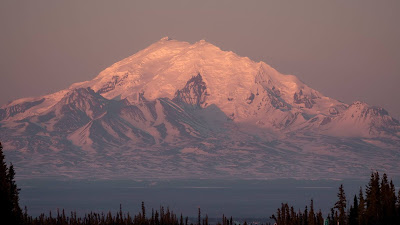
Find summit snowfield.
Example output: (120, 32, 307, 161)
(1, 37, 399, 180)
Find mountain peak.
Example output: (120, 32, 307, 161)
(191, 39, 221, 51)
(160, 36, 172, 41)
(1, 37, 400, 180)
(1, 38, 398, 137)
(350, 101, 368, 107)
(65, 38, 347, 123)
(58, 87, 106, 107)
(194, 39, 209, 45)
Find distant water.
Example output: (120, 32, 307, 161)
(18, 179, 369, 221)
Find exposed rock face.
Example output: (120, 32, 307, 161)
(0, 98, 45, 120)
(173, 74, 209, 108)
(97, 74, 128, 94)
(293, 90, 317, 109)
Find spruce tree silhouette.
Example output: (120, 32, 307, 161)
(334, 184, 347, 225)
(0, 142, 22, 225)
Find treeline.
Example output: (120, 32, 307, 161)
(20, 204, 245, 225)
(271, 172, 400, 225)
(23, 203, 205, 225)
(270, 199, 324, 225)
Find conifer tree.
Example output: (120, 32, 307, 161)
(0, 141, 13, 224)
(365, 172, 380, 225)
(380, 175, 397, 225)
(303, 205, 308, 225)
(334, 184, 347, 225)
(308, 199, 316, 225)
(397, 189, 400, 224)
(358, 187, 366, 225)
(329, 207, 335, 225)
(8, 163, 22, 224)
(198, 207, 201, 225)
(0, 142, 22, 224)
(290, 206, 296, 225)
(348, 195, 358, 225)
(141, 201, 146, 225)
(316, 210, 323, 225)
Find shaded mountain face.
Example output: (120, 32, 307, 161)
(1, 37, 399, 180)
(173, 74, 209, 108)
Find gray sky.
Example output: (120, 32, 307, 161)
(1, 0, 399, 118)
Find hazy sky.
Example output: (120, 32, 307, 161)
(1, 1, 399, 118)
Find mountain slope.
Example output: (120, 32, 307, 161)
(1, 37, 399, 180)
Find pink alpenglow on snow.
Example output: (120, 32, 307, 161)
(0, 38, 399, 180)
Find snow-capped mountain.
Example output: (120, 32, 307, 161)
(1, 37, 399, 180)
